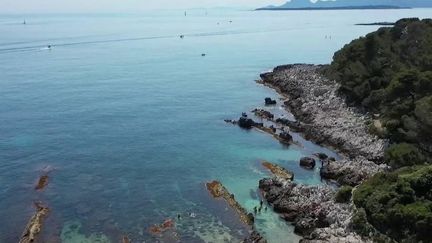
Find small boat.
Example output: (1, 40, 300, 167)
(201, 53, 206, 57)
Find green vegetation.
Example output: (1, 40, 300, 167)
(385, 143, 427, 169)
(353, 165, 432, 242)
(335, 185, 353, 203)
(325, 18, 432, 161)
(326, 18, 432, 242)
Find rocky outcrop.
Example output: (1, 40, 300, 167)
(299, 157, 316, 170)
(252, 108, 274, 120)
(278, 131, 293, 144)
(275, 118, 303, 132)
(206, 181, 255, 226)
(259, 178, 368, 243)
(260, 64, 385, 161)
(225, 115, 295, 146)
(19, 202, 49, 243)
(260, 64, 388, 184)
(238, 117, 259, 129)
(256, 64, 390, 242)
(243, 230, 267, 243)
(264, 97, 277, 105)
(320, 157, 387, 186)
(262, 161, 294, 181)
(35, 175, 49, 191)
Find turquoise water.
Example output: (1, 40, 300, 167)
(1, 8, 431, 243)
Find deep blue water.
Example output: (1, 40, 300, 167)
(1, 8, 431, 243)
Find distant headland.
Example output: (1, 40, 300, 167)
(257, 0, 432, 10)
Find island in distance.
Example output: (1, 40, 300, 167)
(257, 0, 432, 10)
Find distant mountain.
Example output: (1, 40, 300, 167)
(257, 0, 432, 10)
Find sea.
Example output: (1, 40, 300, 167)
(0, 8, 431, 243)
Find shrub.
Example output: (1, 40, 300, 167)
(325, 18, 432, 158)
(385, 143, 426, 169)
(353, 165, 432, 242)
(335, 186, 353, 203)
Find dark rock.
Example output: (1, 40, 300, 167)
(224, 119, 237, 125)
(264, 97, 277, 105)
(315, 153, 328, 160)
(320, 164, 337, 180)
(258, 178, 273, 191)
(243, 230, 267, 243)
(278, 132, 293, 144)
(238, 117, 256, 129)
(294, 217, 316, 235)
(282, 211, 298, 221)
(247, 213, 255, 223)
(275, 118, 304, 132)
(300, 157, 316, 169)
(252, 109, 274, 120)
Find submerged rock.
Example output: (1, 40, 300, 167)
(61, 221, 110, 243)
(299, 157, 316, 170)
(122, 235, 130, 243)
(148, 219, 175, 236)
(262, 161, 294, 181)
(35, 175, 49, 191)
(19, 202, 49, 243)
(206, 180, 255, 226)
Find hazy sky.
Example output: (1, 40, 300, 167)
(0, 0, 287, 13)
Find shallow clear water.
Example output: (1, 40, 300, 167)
(0, 8, 431, 243)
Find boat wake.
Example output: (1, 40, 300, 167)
(0, 27, 318, 54)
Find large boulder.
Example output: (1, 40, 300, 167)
(300, 157, 316, 169)
(238, 117, 256, 129)
(265, 97, 277, 105)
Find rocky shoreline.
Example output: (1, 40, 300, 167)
(226, 64, 391, 242)
(259, 64, 388, 185)
(259, 177, 366, 243)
